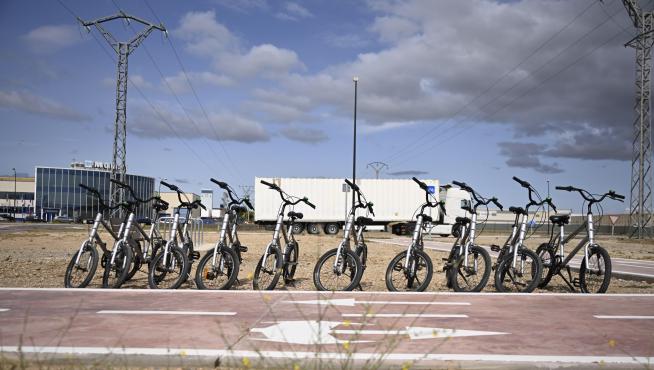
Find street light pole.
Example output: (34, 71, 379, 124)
(352, 76, 358, 209)
(12, 168, 16, 219)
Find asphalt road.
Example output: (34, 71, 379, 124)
(1, 288, 653, 368)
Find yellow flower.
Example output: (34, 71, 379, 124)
(293, 364, 301, 370)
(608, 339, 617, 348)
(242, 357, 251, 367)
(342, 320, 351, 327)
(179, 350, 187, 357)
(343, 341, 350, 351)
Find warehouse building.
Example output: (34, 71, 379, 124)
(0, 175, 35, 219)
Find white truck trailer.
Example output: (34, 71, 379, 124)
(253, 177, 470, 236)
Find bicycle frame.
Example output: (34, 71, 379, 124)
(75, 211, 121, 265)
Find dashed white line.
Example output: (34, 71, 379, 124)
(97, 310, 236, 316)
(0, 309, 9, 312)
(342, 313, 467, 318)
(594, 315, 654, 320)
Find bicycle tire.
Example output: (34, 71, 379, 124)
(355, 243, 368, 271)
(445, 245, 460, 289)
(195, 246, 240, 290)
(536, 243, 556, 288)
(451, 245, 491, 292)
(102, 241, 133, 289)
(579, 245, 612, 294)
(494, 248, 542, 293)
(148, 245, 189, 289)
(313, 248, 363, 291)
(64, 241, 98, 288)
(385, 249, 433, 292)
(253, 246, 283, 290)
(284, 242, 299, 283)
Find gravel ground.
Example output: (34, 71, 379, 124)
(0, 225, 652, 293)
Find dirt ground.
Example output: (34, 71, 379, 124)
(0, 224, 652, 293)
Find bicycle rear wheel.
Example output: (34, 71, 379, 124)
(536, 243, 556, 288)
(253, 246, 282, 290)
(579, 245, 611, 294)
(195, 246, 239, 290)
(494, 248, 542, 293)
(148, 245, 189, 289)
(102, 241, 133, 289)
(451, 245, 491, 292)
(64, 241, 98, 288)
(313, 248, 363, 291)
(385, 249, 433, 292)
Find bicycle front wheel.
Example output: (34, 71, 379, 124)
(195, 247, 240, 290)
(494, 248, 542, 293)
(451, 245, 491, 292)
(536, 243, 556, 288)
(102, 241, 133, 289)
(385, 249, 433, 292)
(253, 246, 282, 290)
(64, 241, 98, 288)
(313, 248, 363, 291)
(579, 245, 611, 294)
(283, 242, 299, 283)
(148, 246, 189, 289)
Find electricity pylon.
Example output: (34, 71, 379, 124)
(367, 162, 389, 179)
(622, 0, 653, 238)
(79, 11, 166, 216)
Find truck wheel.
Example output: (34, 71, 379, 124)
(292, 223, 304, 234)
(307, 223, 320, 234)
(324, 223, 339, 235)
(439, 234, 450, 238)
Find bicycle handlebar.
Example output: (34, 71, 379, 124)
(210, 178, 228, 189)
(344, 178, 359, 192)
(491, 197, 503, 211)
(243, 198, 254, 210)
(412, 177, 427, 190)
(160, 180, 178, 192)
(303, 197, 316, 209)
(556, 185, 625, 213)
(513, 176, 531, 188)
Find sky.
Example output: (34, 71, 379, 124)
(0, 0, 644, 213)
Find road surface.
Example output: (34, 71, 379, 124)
(1, 288, 653, 368)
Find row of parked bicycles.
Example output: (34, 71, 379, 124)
(64, 176, 624, 294)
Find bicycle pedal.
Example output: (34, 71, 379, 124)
(238, 245, 248, 253)
(442, 258, 450, 261)
(190, 251, 200, 261)
(490, 245, 501, 252)
(572, 278, 581, 288)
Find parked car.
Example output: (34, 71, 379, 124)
(54, 215, 74, 223)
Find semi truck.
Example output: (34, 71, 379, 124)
(253, 177, 471, 236)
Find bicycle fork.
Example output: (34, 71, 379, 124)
(334, 214, 355, 273)
(76, 213, 102, 265)
(405, 216, 422, 271)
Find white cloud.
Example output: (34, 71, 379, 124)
(281, 126, 328, 143)
(275, 2, 314, 21)
(0, 90, 89, 122)
(216, 44, 304, 77)
(174, 10, 239, 56)
(162, 71, 233, 94)
(369, 16, 419, 43)
(23, 24, 84, 53)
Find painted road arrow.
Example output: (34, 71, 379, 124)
(250, 320, 508, 345)
(285, 298, 470, 306)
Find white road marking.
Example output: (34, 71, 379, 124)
(594, 315, 654, 320)
(287, 298, 470, 306)
(2, 346, 652, 365)
(0, 309, 9, 312)
(96, 310, 236, 316)
(342, 313, 467, 318)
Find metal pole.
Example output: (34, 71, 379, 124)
(352, 77, 358, 209)
(547, 179, 550, 234)
(12, 168, 16, 219)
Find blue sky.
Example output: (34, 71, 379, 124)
(0, 0, 639, 213)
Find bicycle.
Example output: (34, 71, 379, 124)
(106, 179, 169, 287)
(64, 184, 127, 288)
(536, 186, 624, 293)
(385, 177, 444, 292)
(443, 180, 500, 292)
(313, 178, 373, 291)
(492, 176, 555, 293)
(195, 179, 250, 290)
(149, 180, 205, 289)
(253, 180, 315, 290)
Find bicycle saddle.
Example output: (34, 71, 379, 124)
(288, 211, 303, 219)
(356, 216, 373, 226)
(509, 206, 527, 215)
(455, 216, 470, 225)
(549, 214, 570, 225)
(418, 213, 433, 223)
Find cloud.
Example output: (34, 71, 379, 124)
(174, 178, 190, 184)
(174, 10, 239, 56)
(281, 126, 328, 143)
(388, 170, 428, 176)
(23, 24, 83, 53)
(130, 102, 269, 143)
(0, 90, 89, 122)
(499, 142, 564, 174)
(323, 33, 371, 48)
(275, 2, 313, 21)
(216, 44, 304, 77)
(212, 0, 269, 13)
(369, 16, 420, 43)
(162, 71, 233, 94)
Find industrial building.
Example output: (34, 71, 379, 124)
(0, 175, 35, 219)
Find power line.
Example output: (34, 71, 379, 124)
(382, 0, 601, 164)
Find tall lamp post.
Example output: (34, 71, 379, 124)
(352, 76, 358, 209)
(12, 168, 16, 219)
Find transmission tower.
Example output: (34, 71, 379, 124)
(367, 162, 389, 179)
(622, 1, 653, 238)
(79, 12, 166, 215)
(239, 185, 254, 221)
